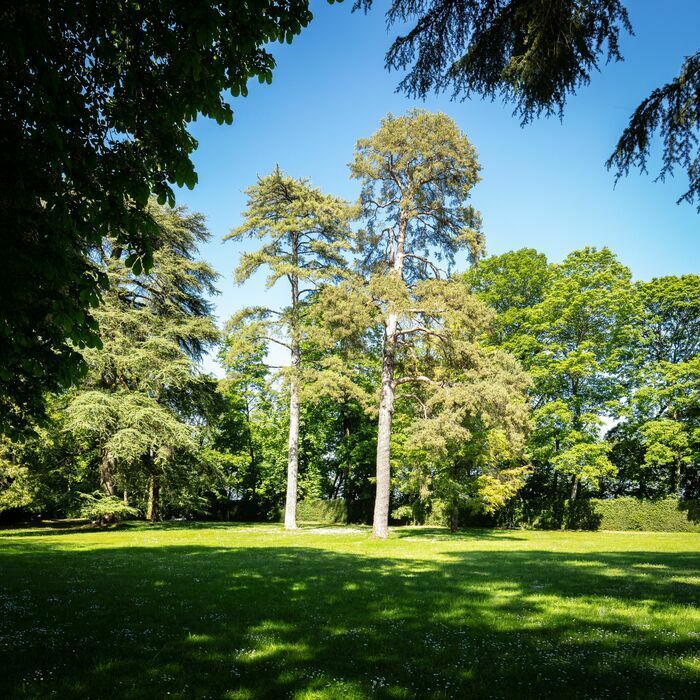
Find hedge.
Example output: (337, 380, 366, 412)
(283, 498, 348, 524)
(577, 497, 700, 532)
(283, 496, 700, 531)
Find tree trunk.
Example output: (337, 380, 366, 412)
(123, 490, 128, 506)
(373, 310, 398, 539)
(673, 458, 682, 497)
(372, 213, 406, 539)
(450, 499, 459, 533)
(570, 475, 579, 501)
(284, 339, 301, 530)
(245, 398, 257, 500)
(146, 474, 159, 522)
(99, 450, 115, 496)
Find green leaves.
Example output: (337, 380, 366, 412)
(551, 442, 616, 489)
(78, 491, 139, 522)
(2, 0, 315, 433)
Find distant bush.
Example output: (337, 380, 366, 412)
(285, 498, 347, 524)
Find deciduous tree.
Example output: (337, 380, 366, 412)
(0, 0, 314, 434)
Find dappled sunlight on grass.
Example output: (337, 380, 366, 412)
(0, 523, 698, 698)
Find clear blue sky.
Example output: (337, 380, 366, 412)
(174, 1, 699, 372)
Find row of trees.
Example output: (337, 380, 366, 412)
(1, 111, 698, 535)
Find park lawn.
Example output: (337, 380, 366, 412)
(0, 523, 698, 699)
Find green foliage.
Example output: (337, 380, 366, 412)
(1, 101, 698, 533)
(550, 442, 616, 490)
(641, 420, 692, 471)
(584, 497, 700, 533)
(57, 202, 222, 517)
(78, 491, 140, 525)
(223, 167, 355, 396)
(607, 51, 700, 209)
(473, 246, 641, 502)
(209, 373, 289, 515)
(351, 109, 484, 268)
(364, 0, 698, 207)
(467, 248, 551, 343)
(367, 0, 630, 121)
(227, 167, 354, 288)
(0, 460, 37, 513)
(608, 274, 700, 499)
(394, 347, 531, 525)
(1, 0, 315, 434)
(285, 498, 348, 524)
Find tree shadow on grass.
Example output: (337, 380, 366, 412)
(0, 538, 698, 699)
(0, 519, 274, 538)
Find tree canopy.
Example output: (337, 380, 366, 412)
(0, 0, 315, 435)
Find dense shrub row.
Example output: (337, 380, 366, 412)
(582, 497, 700, 532)
(391, 497, 700, 532)
(284, 496, 700, 531)
(284, 498, 348, 524)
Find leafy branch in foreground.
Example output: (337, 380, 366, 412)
(360, 0, 700, 208)
(607, 51, 700, 209)
(0, 0, 315, 434)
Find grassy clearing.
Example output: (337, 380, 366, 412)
(0, 523, 698, 699)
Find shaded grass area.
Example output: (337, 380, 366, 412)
(0, 523, 698, 698)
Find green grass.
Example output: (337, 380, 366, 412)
(0, 523, 698, 699)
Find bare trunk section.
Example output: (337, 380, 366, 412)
(372, 214, 407, 539)
(673, 458, 682, 497)
(146, 473, 159, 522)
(284, 259, 301, 530)
(570, 475, 579, 501)
(372, 312, 398, 539)
(284, 357, 300, 530)
(99, 450, 115, 496)
(450, 501, 460, 533)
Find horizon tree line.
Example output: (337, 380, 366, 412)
(1, 111, 698, 535)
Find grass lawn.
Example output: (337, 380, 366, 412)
(0, 523, 698, 699)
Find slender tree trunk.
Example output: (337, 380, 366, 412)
(570, 475, 579, 501)
(245, 398, 257, 501)
(673, 458, 682, 497)
(123, 490, 128, 506)
(332, 411, 352, 500)
(373, 312, 398, 539)
(147, 474, 159, 522)
(450, 500, 459, 533)
(330, 471, 341, 500)
(285, 336, 301, 530)
(372, 214, 406, 539)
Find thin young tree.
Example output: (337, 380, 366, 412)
(225, 168, 353, 529)
(349, 110, 483, 538)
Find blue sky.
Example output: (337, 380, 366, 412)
(174, 1, 699, 373)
